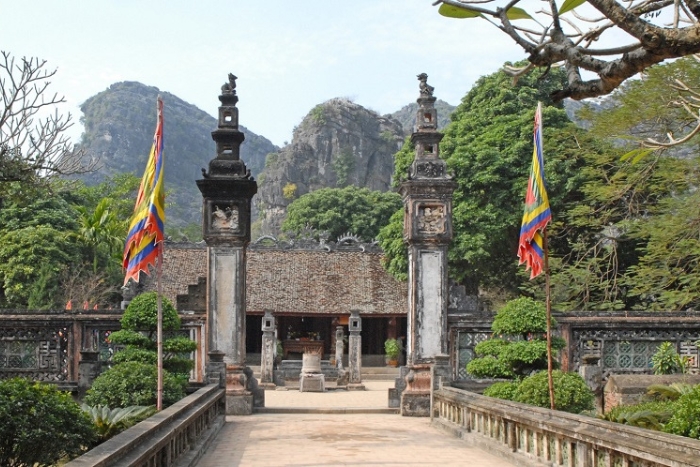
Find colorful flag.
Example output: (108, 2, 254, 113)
(123, 97, 165, 285)
(518, 102, 551, 279)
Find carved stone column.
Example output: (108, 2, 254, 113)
(259, 310, 276, 389)
(197, 74, 263, 414)
(398, 74, 456, 416)
(347, 310, 365, 390)
(335, 325, 345, 369)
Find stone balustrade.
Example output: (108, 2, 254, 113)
(65, 384, 225, 467)
(433, 386, 700, 467)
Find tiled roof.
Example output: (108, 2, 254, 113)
(151, 242, 407, 315)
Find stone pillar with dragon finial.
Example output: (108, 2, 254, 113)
(398, 73, 456, 416)
(197, 74, 264, 414)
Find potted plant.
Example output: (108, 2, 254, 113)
(384, 338, 401, 367)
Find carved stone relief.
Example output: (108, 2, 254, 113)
(417, 204, 446, 234)
(212, 204, 240, 231)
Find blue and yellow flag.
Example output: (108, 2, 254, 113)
(517, 102, 551, 279)
(123, 97, 165, 285)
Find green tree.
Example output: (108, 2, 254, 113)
(381, 65, 594, 296)
(107, 292, 198, 378)
(282, 186, 402, 241)
(85, 292, 196, 408)
(0, 378, 96, 466)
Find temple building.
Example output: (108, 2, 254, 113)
(144, 236, 408, 365)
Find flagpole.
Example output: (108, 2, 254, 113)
(543, 229, 555, 410)
(156, 245, 163, 411)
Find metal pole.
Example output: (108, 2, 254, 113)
(544, 230, 555, 410)
(156, 247, 163, 411)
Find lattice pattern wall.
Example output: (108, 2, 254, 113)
(0, 327, 68, 381)
(455, 331, 491, 379)
(573, 329, 700, 378)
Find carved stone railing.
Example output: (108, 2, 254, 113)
(433, 386, 700, 467)
(65, 384, 225, 467)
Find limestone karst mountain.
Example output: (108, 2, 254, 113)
(76, 81, 277, 230)
(254, 98, 406, 237)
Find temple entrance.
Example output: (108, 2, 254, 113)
(246, 314, 406, 366)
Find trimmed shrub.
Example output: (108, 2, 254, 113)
(515, 370, 594, 413)
(0, 378, 96, 466)
(84, 361, 185, 408)
(484, 381, 520, 401)
(467, 355, 514, 379)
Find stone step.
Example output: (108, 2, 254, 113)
(254, 407, 399, 414)
(249, 366, 399, 381)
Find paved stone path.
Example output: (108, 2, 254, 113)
(196, 382, 514, 467)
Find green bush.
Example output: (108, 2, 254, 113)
(484, 381, 520, 401)
(119, 291, 180, 331)
(384, 338, 401, 358)
(0, 378, 96, 466)
(84, 361, 185, 408)
(467, 355, 514, 379)
(515, 370, 594, 413)
(492, 297, 555, 336)
(664, 385, 700, 439)
(651, 342, 687, 375)
(81, 404, 155, 442)
(603, 400, 675, 430)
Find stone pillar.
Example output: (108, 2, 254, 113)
(579, 355, 603, 414)
(398, 74, 456, 416)
(335, 326, 345, 369)
(78, 350, 101, 396)
(197, 74, 263, 414)
(347, 310, 365, 390)
(259, 310, 276, 389)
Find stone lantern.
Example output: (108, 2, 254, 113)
(197, 74, 263, 414)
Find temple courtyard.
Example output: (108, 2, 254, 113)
(196, 382, 513, 467)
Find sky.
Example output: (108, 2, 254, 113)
(2, 1, 525, 147)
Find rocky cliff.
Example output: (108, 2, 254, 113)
(77, 81, 277, 229)
(255, 98, 405, 236)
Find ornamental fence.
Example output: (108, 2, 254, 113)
(433, 385, 700, 467)
(1, 308, 700, 387)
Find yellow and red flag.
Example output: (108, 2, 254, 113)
(123, 97, 165, 285)
(517, 102, 551, 279)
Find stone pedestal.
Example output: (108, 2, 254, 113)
(78, 350, 100, 395)
(400, 363, 432, 416)
(299, 350, 325, 392)
(206, 350, 226, 386)
(579, 354, 603, 414)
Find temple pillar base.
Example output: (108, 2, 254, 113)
(400, 363, 432, 417)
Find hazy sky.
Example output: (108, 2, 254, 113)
(2, 1, 523, 147)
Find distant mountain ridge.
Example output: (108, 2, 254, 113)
(77, 81, 277, 229)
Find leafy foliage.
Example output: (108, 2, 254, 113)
(107, 292, 197, 377)
(83, 361, 185, 408)
(602, 400, 675, 430)
(664, 385, 700, 439)
(384, 338, 401, 358)
(81, 404, 155, 442)
(381, 65, 593, 295)
(467, 298, 563, 379)
(483, 381, 520, 401)
(0, 378, 96, 466)
(651, 342, 688, 375)
(282, 186, 401, 241)
(515, 370, 594, 413)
